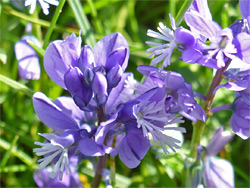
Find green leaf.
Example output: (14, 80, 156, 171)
(0, 74, 34, 97)
(26, 40, 45, 58)
(68, 0, 96, 48)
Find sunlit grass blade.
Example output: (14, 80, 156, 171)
(0, 74, 34, 97)
(3, 5, 79, 34)
(1, 135, 19, 168)
(175, 0, 194, 26)
(86, 0, 103, 35)
(0, 138, 36, 168)
(0, 165, 29, 173)
(68, 0, 96, 48)
(43, 0, 66, 49)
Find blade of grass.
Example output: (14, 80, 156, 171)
(26, 40, 45, 58)
(86, 0, 103, 34)
(68, 0, 96, 48)
(83, 0, 120, 14)
(32, 8, 43, 42)
(0, 165, 29, 173)
(0, 138, 36, 168)
(0, 74, 34, 97)
(1, 135, 19, 168)
(169, 0, 177, 18)
(3, 5, 79, 34)
(175, 0, 194, 27)
(43, 0, 66, 49)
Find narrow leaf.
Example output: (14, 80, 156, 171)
(26, 40, 45, 58)
(0, 74, 34, 97)
(68, 0, 96, 48)
(175, 0, 194, 26)
(43, 0, 67, 49)
(1, 135, 19, 168)
(0, 165, 29, 173)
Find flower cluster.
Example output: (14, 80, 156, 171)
(32, 31, 207, 180)
(28, 0, 250, 186)
(146, 0, 250, 69)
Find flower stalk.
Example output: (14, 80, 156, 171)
(189, 61, 231, 158)
(91, 107, 107, 187)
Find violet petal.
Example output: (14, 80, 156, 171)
(33, 92, 79, 130)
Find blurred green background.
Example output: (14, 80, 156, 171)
(0, 0, 249, 187)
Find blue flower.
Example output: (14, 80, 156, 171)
(14, 35, 41, 80)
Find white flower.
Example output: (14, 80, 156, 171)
(25, 0, 59, 15)
(146, 14, 178, 68)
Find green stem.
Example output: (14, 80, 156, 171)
(189, 62, 230, 158)
(110, 156, 116, 188)
(175, 0, 194, 27)
(43, 0, 66, 49)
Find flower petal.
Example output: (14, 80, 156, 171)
(93, 33, 129, 71)
(33, 92, 79, 130)
(185, 11, 221, 40)
(203, 157, 234, 188)
(44, 33, 81, 89)
(64, 67, 92, 109)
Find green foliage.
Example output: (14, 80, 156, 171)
(0, 0, 249, 187)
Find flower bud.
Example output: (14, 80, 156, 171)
(92, 72, 108, 106)
(106, 64, 123, 88)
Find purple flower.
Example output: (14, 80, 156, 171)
(94, 79, 186, 168)
(214, 66, 250, 105)
(44, 32, 129, 111)
(14, 35, 41, 80)
(206, 127, 234, 156)
(118, 125, 150, 168)
(33, 157, 82, 188)
(201, 127, 234, 188)
(231, 96, 250, 139)
(239, 0, 250, 29)
(146, 14, 195, 68)
(189, 0, 212, 21)
(184, 12, 237, 69)
(32, 92, 114, 179)
(137, 65, 206, 122)
(203, 156, 234, 188)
